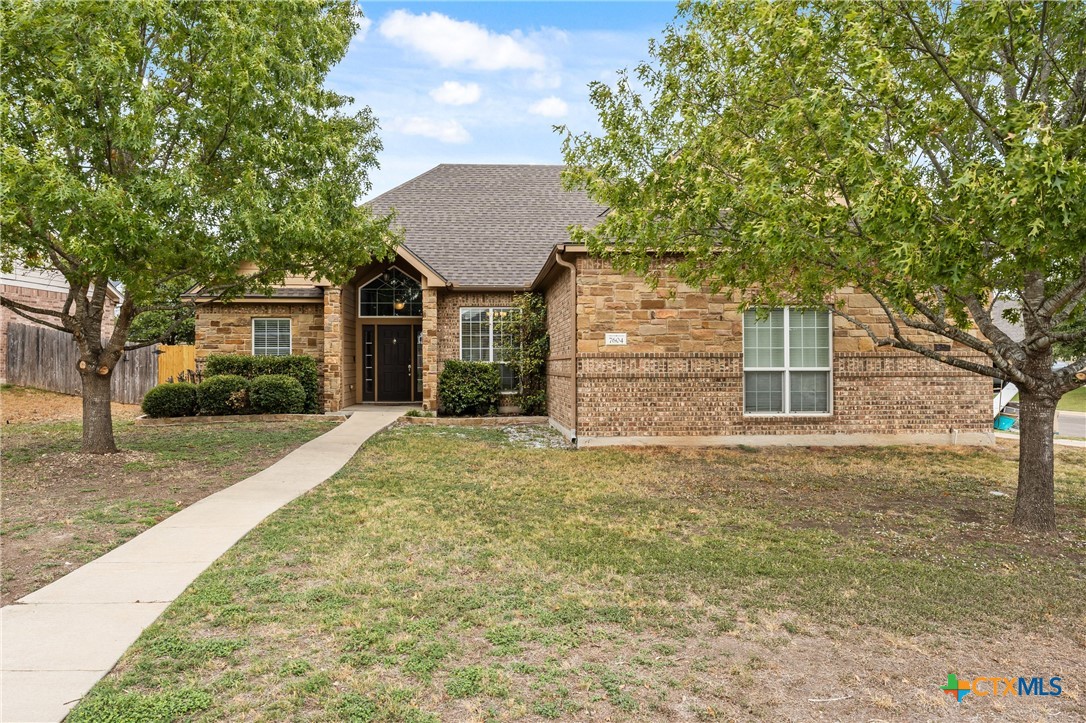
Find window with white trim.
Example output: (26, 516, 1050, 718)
(743, 308, 831, 414)
(460, 307, 518, 391)
(252, 318, 292, 356)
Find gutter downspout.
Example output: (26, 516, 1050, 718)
(554, 248, 577, 444)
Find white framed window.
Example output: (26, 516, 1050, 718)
(460, 307, 518, 391)
(252, 318, 292, 356)
(743, 307, 831, 414)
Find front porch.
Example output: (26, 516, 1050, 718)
(322, 257, 438, 411)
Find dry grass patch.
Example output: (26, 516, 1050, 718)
(1, 399, 340, 603)
(73, 426, 1085, 721)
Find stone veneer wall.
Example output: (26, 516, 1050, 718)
(195, 302, 325, 361)
(544, 268, 575, 434)
(570, 257, 991, 443)
(194, 301, 326, 407)
(1, 284, 116, 382)
(421, 287, 439, 411)
(429, 289, 517, 411)
(322, 289, 343, 411)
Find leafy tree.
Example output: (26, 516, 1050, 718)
(126, 280, 196, 345)
(563, 0, 1086, 532)
(1, 0, 393, 453)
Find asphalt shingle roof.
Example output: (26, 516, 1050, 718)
(366, 164, 605, 288)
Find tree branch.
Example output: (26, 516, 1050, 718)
(0, 297, 71, 333)
(898, 2, 1006, 156)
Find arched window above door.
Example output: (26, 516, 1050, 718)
(358, 268, 422, 317)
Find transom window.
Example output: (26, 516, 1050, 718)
(743, 307, 831, 414)
(252, 318, 291, 356)
(358, 268, 422, 317)
(460, 307, 518, 391)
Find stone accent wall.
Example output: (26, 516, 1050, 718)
(574, 258, 959, 355)
(568, 257, 990, 444)
(322, 288, 343, 411)
(544, 268, 575, 434)
(195, 302, 324, 361)
(194, 301, 326, 408)
(432, 290, 517, 410)
(1, 284, 116, 382)
(421, 287, 439, 411)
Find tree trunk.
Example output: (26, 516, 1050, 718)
(1012, 389, 1058, 533)
(81, 366, 118, 454)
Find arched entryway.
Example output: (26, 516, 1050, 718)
(354, 266, 423, 403)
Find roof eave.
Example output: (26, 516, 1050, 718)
(530, 244, 589, 290)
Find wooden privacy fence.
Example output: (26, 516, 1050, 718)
(5, 323, 193, 404)
(157, 343, 196, 384)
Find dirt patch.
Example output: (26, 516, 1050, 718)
(1, 385, 140, 425)
(1, 402, 339, 604)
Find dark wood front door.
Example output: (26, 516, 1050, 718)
(377, 325, 412, 401)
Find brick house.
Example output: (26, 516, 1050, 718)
(193, 164, 992, 447)
(0, 267, 119, 383)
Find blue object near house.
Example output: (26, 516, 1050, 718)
(994, 415, 1016, 431)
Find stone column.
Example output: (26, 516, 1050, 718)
(421, 286, 439, 411)
(322, 287, 342, 412)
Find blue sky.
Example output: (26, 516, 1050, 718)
(331, 2, 680, 199)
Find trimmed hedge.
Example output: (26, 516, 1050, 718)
(205, 354, 319, 413)
(142, 382, 198, 418)
(197, 375, 250, 416)
(438, 360, 501, 416)
(249, 374, 306, 414)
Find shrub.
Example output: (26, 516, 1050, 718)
(249, 374, 306, 414)
(438, 360, 501, 416)
(197, 375, 250, 416)
(141, 382, 198, 418)
(204, 354, 319, 413)
(507, 292, 548, 415)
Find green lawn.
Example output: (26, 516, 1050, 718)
(72, 426, 1086, 721)
(1058, 385, 1086, 412)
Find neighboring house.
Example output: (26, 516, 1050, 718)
(192, 164, 992, 447)
(0, 266, 119, 383)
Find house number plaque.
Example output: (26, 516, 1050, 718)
(604, 333, 627, 346)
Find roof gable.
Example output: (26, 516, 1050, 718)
(366, 164, 605, 288)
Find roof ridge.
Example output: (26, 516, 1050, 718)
(434, 163, 566, 167)
(364, 164, 448, 207)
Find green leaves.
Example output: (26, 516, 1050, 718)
(1, 0, 395, 310)
(562, 1, 1086, 321)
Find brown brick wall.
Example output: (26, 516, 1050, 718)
(432, 290, 517, 410)
(1, 284, 116, 382)
(566, 257, 991, 443)
(544, 269, 575, 433)
(576, 352, 991, 439)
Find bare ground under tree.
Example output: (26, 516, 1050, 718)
(1, 388, 340, 604)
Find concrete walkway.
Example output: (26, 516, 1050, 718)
(1, 406, 410, 723)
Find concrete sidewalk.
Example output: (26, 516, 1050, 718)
(1, 406, 410, 723)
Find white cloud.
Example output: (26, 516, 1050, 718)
(430, 81, 482, 106)
(527, 71, 563, 90)
(397, 117, 471, 144)
(528, 96, 569, 118)
(379, 10, 547, 71)
(352, 16, 373, 45)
